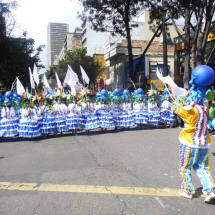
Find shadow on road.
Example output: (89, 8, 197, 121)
(0, 157, 4, 159)
(212, 153, 215, 156)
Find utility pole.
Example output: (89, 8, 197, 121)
(162, 0, 168, 76)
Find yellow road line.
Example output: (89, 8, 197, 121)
(0, 182, 206, 197)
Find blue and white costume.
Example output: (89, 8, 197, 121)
(148, 102, 160, 125)
(81, 102, 99, 130)
(95, 103, 115, 129)
(34, 106, 43, 125)
(66, 103, 82, 130)
(15, 105, 22, 123)
(120, 102, 134, 127)
(53, 103, 68, 132)
(133, 102, 148, 125)
(40, 105, 55, 134)
(160, 100, 174, 125)
(0, 106, 18, 137)
(18, 107, 41, 138)
(111, 103, 123, 127)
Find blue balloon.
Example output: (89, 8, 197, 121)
(189, 65, 214, 87)
(100, 89, 108, 97)
(113, 88, 121, 96)
(123, 89, 130, 96)
(136, 88, 144, 95)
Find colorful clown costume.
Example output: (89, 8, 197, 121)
(172, 95, 215, 195)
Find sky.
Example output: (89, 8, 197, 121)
(11, 0, 83, 74)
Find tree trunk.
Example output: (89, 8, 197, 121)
(183, 1, 191, 89)
(196, 32, 204, 65)
(134, 25, 162, 76)
(191, 0, 206, 70)
(198, 0, 215, 66)
(125, 20, 134, 82)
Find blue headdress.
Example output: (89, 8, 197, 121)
(187, 65, 214, 105)
(122, 89, 130, 100)
(133, 88, 144, 99)
(112, 88, 122, 102)
(4, 91, 13, 104)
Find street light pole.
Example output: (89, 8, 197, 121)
(162, 0, 168, 76)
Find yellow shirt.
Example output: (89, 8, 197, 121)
(172, 95, 211, 148)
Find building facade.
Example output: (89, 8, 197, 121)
(174, 29, 215, 87)
(53, 28, 82, 65)
(104, 10, 183, 91)
(47, 23, 69, 67)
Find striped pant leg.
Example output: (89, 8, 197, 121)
(193, 148, 215, 194)
(179, 143, 198, 194)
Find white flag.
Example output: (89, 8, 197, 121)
(63, 69, 70, 86)
(33, 64, 39, 86)
(16, 77, 25, 96)
(68, 65, 79, 83)
(43, 74, 54, 94)
(80, 65, 90, 84)
(156, 68, 186, 97)
(163, 75, 186, 97)
(29, 67, 35, 89)
(55, 72, 62, 89)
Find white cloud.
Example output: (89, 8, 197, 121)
(11, 0, 83, 72)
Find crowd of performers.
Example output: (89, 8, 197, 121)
(0, 87, 175, 141)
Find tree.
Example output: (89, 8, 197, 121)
(147, 0, 215, 89)
(0, 35, 45, 90)
(77, 0, 148, 82)
(46, 47, 104, 88)
(0, 1, 45, 90)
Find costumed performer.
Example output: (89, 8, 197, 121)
(111, 88, 123, 131)
(172, 65, 215, 203)
(95, 90, 114, 132)
(120, 89, 134, 129)
(40, 98, 56, 138)
(18, 98, 41, 140)
(82, 95, 100, 135)
(0, 91, 18, 141)
(160, 93, 175, 128)
(53, 96, 68, 136)
(133, 88, 149, 129)
(66, 96, 82, 136)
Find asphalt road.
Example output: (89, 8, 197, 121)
(0, 127, 215, 215)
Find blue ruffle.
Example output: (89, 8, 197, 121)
(148, 111, 160, 125)
(0, 119, 18, 137)
(133, 111, 148, 124)
(66, 115, 81, 130)
(18, 121, 41, 138)
(56, 117, 68, 132)
(160, 110, 174, 125)
(96, 112, 115, 128)
(81, 114, 100, 130)
(40, 117, 56, 134)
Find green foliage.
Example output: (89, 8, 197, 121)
(0, 36, 45, 90)
(209, 106, 215, 119)
(77, 0, 149, 82)
(46, 47, 104, 87)
(0, 1, 45, 90)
